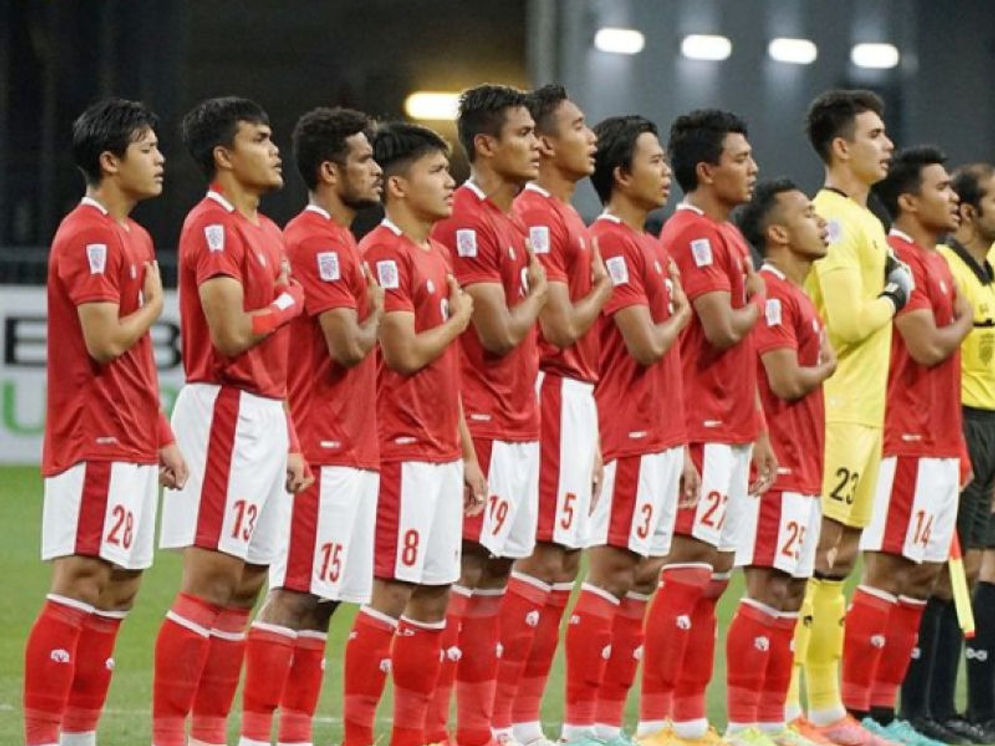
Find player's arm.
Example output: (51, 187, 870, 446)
(693, 289, 761, 350)
(538, 242, 612, 348)
(458, 396, 486, 516)
(318, 266, 384, 368)
(464, 248, 548, 355)
(817, 266, 896, 344)
(77, 260, 164, 363)
(378, 275, 473, 375)
(760, 345, 836, 401)
(894, 297, 973, 366)
(613, 262, 692, 365)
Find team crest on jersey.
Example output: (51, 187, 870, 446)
(86, 243, 107, 274)
(456, 229, 477, 257)
(690, 238, 713, 267)
(529, 226, 551, 254)
(765, 298, 782, 326)
(204, 224, 225, 252)
(426, 278, 435, 294)
(826, 219, 842, 244)
(317, 251, 340, 281)
(376, 259, 399, 289)
(605, 255, 629, 286)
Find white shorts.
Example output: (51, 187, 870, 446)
(375, 459, 464, 585)
(159, 383, 291, 565)
(588, 446, 683, 557)
(536, 373, 600, 549)
(860, 455, 959, 563)
(464, 439, 540, 558)
(42, 461, 158, 570)
(269, 465, 379, 603)
(675, 442, 753, 551)
(735, 490, 822, 577)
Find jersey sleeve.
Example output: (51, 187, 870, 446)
(443, 212, 503, 287)
(57, 226, 125, 305)
(290, 236, 361, 317)
(754, 287, 800, 355)
(599, 230, 648, 315)
(667, 222, 732, 300)
(186, 216, 246, 286)
(519, 207, 569, 282)
(367, 243, 415, 314)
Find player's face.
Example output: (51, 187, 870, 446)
(913, 163, 960, 233)
(626, 132, 671, 210)
(225, 120, 283, 192)
(404, 149, 456, 222)
(969, 175, 995, 244)
(711, 132, 758, 207)
(492, 106, 540, 184)
(847, 111, 893, 185)
(116, 127, 165, 200)
(546, 99, 597, 178)
(779, 189, 829, 260)
(338, 132, 383, 210)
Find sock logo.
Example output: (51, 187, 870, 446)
(445, 645, 462, 662)
(399, 627, 416, 637)
(601, 644, 612, 660)
(967, 647, 989, 662)
(321, 658, 327, 670)
(525, 610, 540, 627)
(379, 658, 392, 673)
(496, 643, 504, 659)
(50, 648, 71, 664)
(105, 657, 115, 671)
(675, 614, 692, 630)
(569, 614, 580, 625)
(348, 631, 358, 641)
(633, 645, 644, 661)
(753, 636, 770, 652)
(911, 646, 921, 659)
(870, 634, 886, 649)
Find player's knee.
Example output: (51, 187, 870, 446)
(481, 555, 514, 588)
(784, 578, 808, 611)
(408, 583, 451, 622)
(259, 588, 320, 626)
(633, 556, 665, 591)
(903, 562, 942, 598)
(100, 569, 143, 612)
(50, 555, 113, 607)
(370, 579, 411, 619)
(558, 547, 582, 584)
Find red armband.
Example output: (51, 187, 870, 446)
(286, 409, 301, 454)
(157, 411, 175, 447)
(251, 282, 305, 336)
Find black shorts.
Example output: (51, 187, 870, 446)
(959, 406, 995, 549)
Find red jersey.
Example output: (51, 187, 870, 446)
(592, 214, 687, 460)
(178, 190, 290, 399)
(663, 203, 763, 444)
(432, 181, 539, 441)
(283, 205, 378, 470)
(754, 265, 826, 494)
(43, 198, 163, 476)
(360, 219, 462, 463)
(884, 230, 963, 457)
(513, 183, 599, 383)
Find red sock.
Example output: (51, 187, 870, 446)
(494, 574, 550, 731)
(391, 617, 445, 746)
(758, 612, 798, 726)
(343, 607, 396, 746)
(841, 585, 896, 712)
(426, 586, 470, 743)
(456, 589, 505, 746)
(596, 592, 648, 729)
(870, 596, 926, 709)
(673, 573, 728, 725)
(512, 582, 572, 728)
(640, 564, 711, 724)
(240, 622, 297, 742)
(191, 605, 250, 744)
(61, 608, 125, 736)
(153, 593, 223, 746)
(726, 599, 778, 727)
(23, 595, 92, 746)
(278, 630, 327, 746)
(565, 585, 619, 729)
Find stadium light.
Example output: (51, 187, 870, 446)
(404, 91, 460, 121)
(594, 27, 645, 55)
(768, 37, 818, 65)
(850, 43, 900, 69)
(681, 34, 732, 61)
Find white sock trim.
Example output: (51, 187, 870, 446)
(625, 590, 652, 602)
(93, 607, 128, 620)
(165, 610, 210, 638)
(898, 595, 927, 606)
(510, 571, 552, 592)
(551, 581, 575, 592)
(451, 584, 474, 598)
(856, 584, 897, 603)
(472, 587, 507, 597)
(297, 629, 328, 641)
(249, 620, 298, 639)
(580, 583, 620, 604)
(209, 627, 247, 642)
(399, 615, 446, 630)
(741, 597, 781, 618)
(358, 605, 399, 628)
(46, 594, 95, 615)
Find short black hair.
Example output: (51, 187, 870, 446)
(952, 163, 995, 214)
(373, 121, 450, 188)
(668, 109, 748, 194)
(526, 84, 569, 136)
(806, 89, 885, 164)
(71, 98, 159, 186)
(457, 83, 529, 163)
(872, 145, 947, 219)
(590, 115, 659, 205)
(292, 107, 372, 190)
(735, 178, 799, 253)
(180, 96, 270, 179)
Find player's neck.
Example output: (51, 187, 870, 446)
(823, 167, 871, 207)
(385, 204, 432, 247)
(763, 249, 810, 287)
(468, 165, 522, 213)
(309, 188, 354, 228)
(534, 165, 577, 203)
(893, 216, 939, 251)
(211, 174, 262, 223)
(953, 226, 992, 265)
(605, 194, 649, 232)
(685, 190, 732, 222)
(85, 184, 136, 224)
